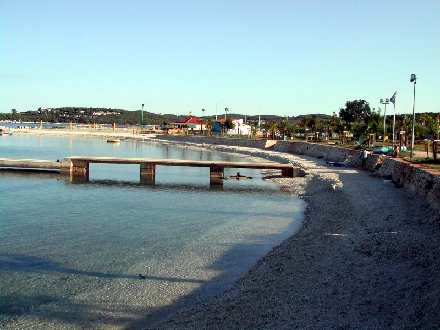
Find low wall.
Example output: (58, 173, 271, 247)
(377, 158, 440, 211)
(272, 140, 384, 169)
(156, 135, 269, 148)
(154, 136, 440, 210)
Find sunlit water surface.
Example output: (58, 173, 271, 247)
(0, 134, 305, 329)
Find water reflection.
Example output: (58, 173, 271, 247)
(0, 169, 284, 194)
(68, 177, 284, 194)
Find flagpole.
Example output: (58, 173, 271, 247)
(410, 74, 417, 158)
(393, 102, 396, 147)
(380, 98, 389, 147)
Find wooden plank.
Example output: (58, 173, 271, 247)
(0, 158, 60, 169)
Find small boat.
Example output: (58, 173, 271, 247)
(326, 159, 348, 167)
(107, 139, 120, 143)
(372, 147, 391, 154)
(229, 172, 252, 180)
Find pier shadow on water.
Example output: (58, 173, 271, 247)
(0, 219, 300, 330)
(122, 228, 301, 330)
(1, 170, 299, 328)
(0, 253, 206, 328)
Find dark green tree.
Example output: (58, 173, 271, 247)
(339, 100, 371, 124)
(224, 118, 235, 130)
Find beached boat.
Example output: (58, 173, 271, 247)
(326, 159, 348, 167)
(372, 147, 391, 154)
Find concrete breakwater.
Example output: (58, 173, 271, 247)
(156, 135, 440, 211)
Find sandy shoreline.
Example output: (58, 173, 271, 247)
(148, 145, 440, 329)
(10, 129, 440, 329)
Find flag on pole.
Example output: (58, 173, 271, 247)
(390, 91, 397, 147)
(390, 91, 396, 104)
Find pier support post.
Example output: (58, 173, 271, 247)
(210, 165, 224, 185)
(70, 159, 89, 181)
(60, 158, 89, 182)
(71, 160, 89, 175)
(282, 167, 294, 177)
(59, 158, 72, 175)
(140, 163, 156, 184)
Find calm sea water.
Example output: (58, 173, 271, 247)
(0, 133, 305, 329)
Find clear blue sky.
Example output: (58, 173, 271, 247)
(1, 0, 439, 117)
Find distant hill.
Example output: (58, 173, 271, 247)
(1, 107, 333, 125)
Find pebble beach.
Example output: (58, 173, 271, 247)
(10, 128, 440, 329)
(147, 142, 440, 329)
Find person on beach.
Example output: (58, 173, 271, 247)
(360, 148, 369, 168)
(392, 145, 400, 158)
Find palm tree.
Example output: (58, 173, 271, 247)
(205, 119, 214, 135)
(276, 120, 290, 138)
(266, 122, 277, 139)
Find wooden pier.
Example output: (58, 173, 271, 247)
(0, 157, 305, 185)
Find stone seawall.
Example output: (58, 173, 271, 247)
(155, 135, 440, 210)
(156, 135, 269, 148)
(377, 157, 440, 211)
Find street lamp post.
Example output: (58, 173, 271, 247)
(224, 108, 229, 135)
(390, 91, 396, 148)
(141, 104, 144, 129)
(380, 98, 389, 147)
(410, 74, 417, 158)
(201, 108, 205, 134)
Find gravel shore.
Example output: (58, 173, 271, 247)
(11, 130, 440, 328)
(150, 145, 440, 329)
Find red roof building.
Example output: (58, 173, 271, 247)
(170, 117, 203, 130)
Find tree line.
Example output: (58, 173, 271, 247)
(2, 103, 439, 141)
(1, 106, 330, 127)
(262, 101, 439, 142)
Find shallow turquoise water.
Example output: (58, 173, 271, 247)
(0, 134, 305, 329)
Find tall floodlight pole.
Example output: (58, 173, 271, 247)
(258, 109, 261, 131)
(141, 104, 144, 129)
(224, 108, 229, 135)
(380, 98, 389, 147)
(201, 108, 205, 134)
(410, 74, 417, 158)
